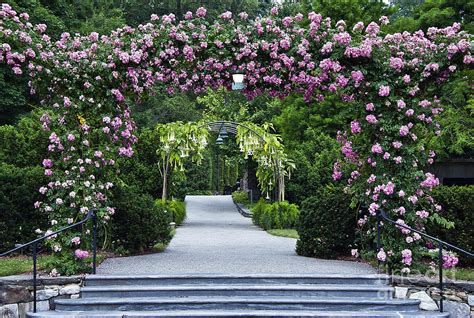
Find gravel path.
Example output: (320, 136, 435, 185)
(98, 195, 375, 275)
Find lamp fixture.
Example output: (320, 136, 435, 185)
(232, 71, 245, 90)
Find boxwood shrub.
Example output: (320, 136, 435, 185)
(251, 199, 299, 230)
(296, 186, 356, 259)
(112, 186, 172, 254)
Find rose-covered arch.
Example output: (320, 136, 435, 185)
(0, 3, 472, 273)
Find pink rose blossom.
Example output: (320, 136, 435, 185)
(196, 7, 207, 17)
(366, 103, 375, 111)
(378, 85, 390, 97)
(371, 143, 383, 154)
(74, 249, 89, 259)
(377, 248, 387, 262)
(350, 121, 361, 134)
(366, 114, 378, 124)
(399, 125, 409, 136)
(71, 237, 81, 245)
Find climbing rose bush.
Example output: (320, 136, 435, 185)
(0, 3, 472, 273)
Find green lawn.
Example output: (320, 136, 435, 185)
(0, 253, 108, 277)
(444, 267, 474, 281)
(0, 255, 55, 277)
(267, 229, 299, 239)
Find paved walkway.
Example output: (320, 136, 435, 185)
(98, 196, 375, 275)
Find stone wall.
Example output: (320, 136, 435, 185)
(0, 275, 84, 318)
(393, 275, 474, 318)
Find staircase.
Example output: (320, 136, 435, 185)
(28, 274, 448, 317)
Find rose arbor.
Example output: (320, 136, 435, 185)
(0, 3, 472, 272)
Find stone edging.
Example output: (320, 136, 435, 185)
(233, 201, 252, 218)
(392, 275, 474, 293)
(392, 275, 474, 317)
(0, 275, 84, 317)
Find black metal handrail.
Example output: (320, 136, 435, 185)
(376, 208, 474, 312)
(0, 209, 97, 313)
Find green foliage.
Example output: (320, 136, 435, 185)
(169, 154, 215, 200)
(252, 199, 299, 230)
(271, 93, 353, 205)
(119, 0, 264, 25)
(43, 252, 91, 276)
(169, 200, 186, 225)
(0, 65, 30, 124)
(0, 164, 48, 250)
(285, 131, 340, 204)
(425, 70, 474, 158)
(389, 0, 474, 34)
(232, 190, 249, 205)
(117, 128, 162, 198)
(155, 199, 187, 226)
(296, 186, 356, 259)
(0, 113, 49, 167)
(111, 186, 172, 254)
(251, 198, 267, 225)
(430, 186, 474, 266)
(132, 93, 202, 129)
(273, 94, 354, 145)
(197, 87, 250, 122)
(284, 0, 394, 28)
(78, 9, 125, 35)
(414, 0, 473, 34)
(390, 0, 426, 18)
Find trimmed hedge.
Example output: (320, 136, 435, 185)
(155, 199, 187, 226)
(296, 186, 356, 259)
(430, 185, 474, 266)
(112, 186, 172, 254)
(0, 163, 48, 250)
(232, 190, 249, 205)
(252, 199, 299, 230)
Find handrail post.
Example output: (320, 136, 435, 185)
(32, 242, 37, 313)
(438, 241, 443, 312)
(92, 212, 97, 275)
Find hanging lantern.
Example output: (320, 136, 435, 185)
(232, 71, 245, 90)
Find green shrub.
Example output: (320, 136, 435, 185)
(155, 199, 187, 226)
(168, 200, 186, 225)
(0, 163, 48, 251)
(232, 190, 249, 205)
(430, 185, 474, 266)
(0, 114, 48, 167)
(278, 201, 300, 228)
(112, 186, 172, 254)
(296, 186, 356, 259)
(251, 198, 267, 227)
(251, 200, 299, 230)
(284, 132, 340, 205)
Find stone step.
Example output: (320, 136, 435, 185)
(80, 284, 393, 299)
(27, 310, 450, 318)
(84, 274, 389, 287)
(53, 297, 420, 312)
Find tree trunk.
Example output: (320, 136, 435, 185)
(162, 157, 169, 202)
